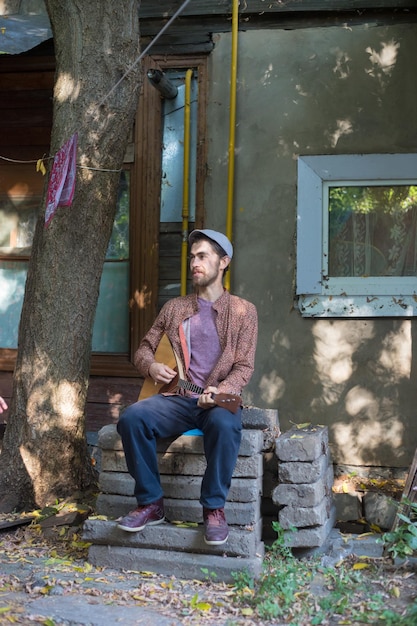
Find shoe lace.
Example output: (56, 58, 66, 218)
(207, 508, 225, 525)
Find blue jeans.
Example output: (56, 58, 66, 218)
(116, 394, 242, 509)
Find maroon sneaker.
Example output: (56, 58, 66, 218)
(117, 498, 165, 532)
(203, 507, 229, 545)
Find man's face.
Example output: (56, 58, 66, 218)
(190, 240, 228, 288)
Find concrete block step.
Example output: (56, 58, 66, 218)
(99, 472, 263, 503)
(157, 429, 264, 456)
(101, 450, 264, 478)
(88, 544, 264, 583)
(279, 494, 333, 529)
(275, 425, 328, 463)
(272, 464, 333, 507)
(96, 495, 262, 526)
(278, 451, 331, 484)
(284, 506, 337, 549)
(83, 518, 263, 558)
(98, 425, 264, 456)
(240, 406, 279, 431)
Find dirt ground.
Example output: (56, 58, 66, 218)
(0, 510, 417, 626)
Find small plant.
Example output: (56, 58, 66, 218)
(231, 521, 314, 621)
(231, 520, 417, 625)
(200, 567, 218, 582)
(268, 519, 295, 559)
(381, 499, 417, 560)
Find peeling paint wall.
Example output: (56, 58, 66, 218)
(205, 23, 417, 469)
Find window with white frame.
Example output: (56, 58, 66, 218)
(296, 154, 417, 317)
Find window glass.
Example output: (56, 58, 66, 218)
(0, 260, 28, 347)
(297, 154, 417, 317)
(328, 185, 417, 278)
(92, 171, 130, 352)
(0, 170, 130, 351)
(160, 70, 198, 223)
(0, 195, 38, 255)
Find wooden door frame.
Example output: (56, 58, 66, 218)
(130, 54, 208, 358)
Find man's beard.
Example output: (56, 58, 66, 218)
(192, 261, 221, 289)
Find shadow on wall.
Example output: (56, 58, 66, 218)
(251, 29, 417, 470)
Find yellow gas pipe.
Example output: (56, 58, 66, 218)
(224, 0, 239, 292)
(181, 69, 193, 296)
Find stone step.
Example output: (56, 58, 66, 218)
(88, 544, 264, 583)
(278, 451, 331, 484)
(101, 450, 264, 478)
(284, 507, 337, 549)
(279, 494, 333, 529)
(96, 495, 262, 526)
(98, 425, 265, 456)
(99, 472, 263, 503)
(98, 407, 279, 445)
(83, 518, 263, 558)
(275, 425, 328, 462)
(272, 464, 333, 507)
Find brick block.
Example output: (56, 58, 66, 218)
(88, 544, 264, 583)
(83, 518, 262, 558)
(99, 425, 265, 456)
(99, 472, 262, 503)
(363, 492, 398, 531)
(284, 506, 337, 548)
(241, 406, 279, 431)
(101, 450, 263, 478)
(275, 425, 328, 462)
(156, 429, 264, 457)
(96, 494, 261, 526)
(333, 492, 362, 523)
(278, 452, 331, 484)
(272, 464, 334, 507)
(279, 494, 333, 529)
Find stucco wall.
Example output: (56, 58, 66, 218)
(204, 23, 417, 469)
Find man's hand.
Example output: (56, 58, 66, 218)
(0, 396, 8, 414)
(197, 386, 218, 409)
(149, 362, 176, 385)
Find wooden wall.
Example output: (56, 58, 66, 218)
(0, 371, 141, 434)
(0, 54, 54, 160)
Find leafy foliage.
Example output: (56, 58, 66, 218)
(231, 521, 417, 625)
(382, 499, 417, 560)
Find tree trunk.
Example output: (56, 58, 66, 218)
(0, 0, 141, 511)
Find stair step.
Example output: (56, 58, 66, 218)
(88, 544, 264, 583)
(95, 495, 262, 526)
(83, 518, 263, 558)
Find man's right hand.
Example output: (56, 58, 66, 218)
(0, 396, 8, 414)
(149, 362, 176, 385)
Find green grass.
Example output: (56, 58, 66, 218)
(230, 521, 417, 625)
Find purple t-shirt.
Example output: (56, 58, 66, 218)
(188, 297, 221, 390)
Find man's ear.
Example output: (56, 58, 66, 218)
(220, 256, 231, 270)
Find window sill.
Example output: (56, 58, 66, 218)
(297, 294, 417, 317)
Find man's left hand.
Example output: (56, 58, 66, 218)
(197, 386, 218, 409)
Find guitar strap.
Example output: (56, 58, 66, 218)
(178, 322, 190, 371)
(171, 341, 185, 381)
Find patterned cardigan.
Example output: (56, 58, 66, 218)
(134, 290, 258, 396)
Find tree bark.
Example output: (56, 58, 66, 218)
(0, 0, 141, 511)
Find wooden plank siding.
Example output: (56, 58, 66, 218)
(0, 58, 53, 157)
(137, 0, 417, 53)
(158, 222, 195, 309)
(0, 371, 141, 433)
(139, 0, 416, 17)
